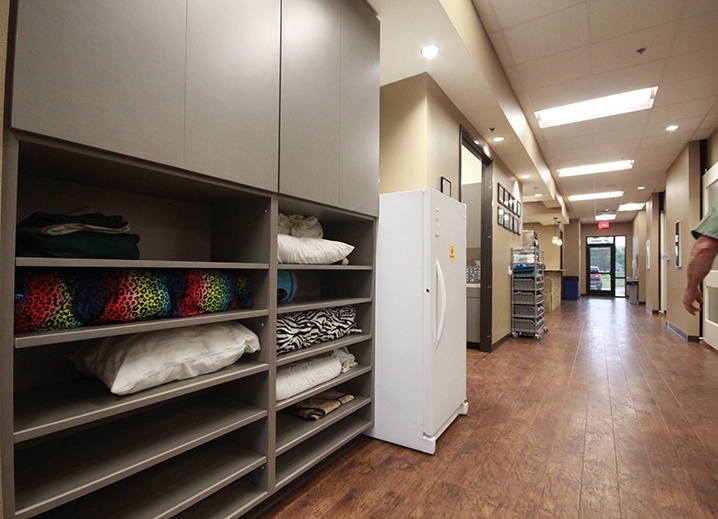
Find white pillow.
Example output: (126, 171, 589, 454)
(69, 321, 260, 395)
(277, 234, 354, 264)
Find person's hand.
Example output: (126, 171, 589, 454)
(683, 286, 703, 315)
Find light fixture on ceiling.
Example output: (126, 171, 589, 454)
(666, 124, 679, 132)
(521, 174, 530, 179)
(595, 214, 616, 221)
(551, 217, 562, 246)
(534, 193, 542, 197)
(492, 136, 505, 143)
(557, 160, 634, 177)
(567, 191, 623, 202)
(619, 203, 645, 211)
(421, 44, 440, 58)
(637, 186, 645, 190)
(534, 86, 658, 128)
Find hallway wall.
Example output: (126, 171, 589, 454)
(644, 192, 662, 312)
(665, 141, 701, 339)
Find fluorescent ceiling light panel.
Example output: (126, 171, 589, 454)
(558, 160, 634, 177)
(534, 87, 657, 128)
(619, 203, 645, 211)
(595, 214, 616, 221)
(567, 191, 623, 202)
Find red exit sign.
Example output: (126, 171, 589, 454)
(598, 221, 610, 229)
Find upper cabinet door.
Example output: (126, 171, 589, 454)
(185, 0, 280, 192)
(279, 0, 341, 206)
(11, 0, 186, 168)
(340, 0, 380, 216)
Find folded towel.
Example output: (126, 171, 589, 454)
(295, 389, 356, 420)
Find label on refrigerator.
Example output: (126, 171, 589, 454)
(449, 244, 456, 260)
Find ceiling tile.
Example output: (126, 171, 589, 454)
(503, 4, 589, 63)
(591, 110, 651, 132)
(471, 0, 501, 34)
(643, 116, 703, 137)
(524, 76, 591, 110)
(489, 32, 517, 68)
(589, 0, 684, 42)
(672, 12, 718, 55)
(590, 24, 676, 75)
(589, 60, 665, 98)
(489, 0, 585, 29)
(516, 46, 590, 90)
(655, 73, 718, 106)
(663, 46, 718, 83)
(648, 97, 718, 123)
(684, 0, 718, 17)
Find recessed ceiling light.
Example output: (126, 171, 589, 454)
(595, 214, 616, 221)
(534, 193, 542, 197)
(637, 186, 645, 190)
(534, 87, 658, 128)
(619, 203, 645, 211)
(492, 136, 505, 143)
(521, 174, 530, 179)
(421, 44, 440, 58)
(567, 191, 624, 202)
(666, 124, 679, 132)
(557, 160, 634, 177)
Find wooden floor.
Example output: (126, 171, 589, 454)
(261, 298, 718, 518)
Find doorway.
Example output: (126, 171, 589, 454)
(460, 127, 493, 351)
(586, 235, 627, 297)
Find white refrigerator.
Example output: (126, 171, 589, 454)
(369, 188, 468, 454)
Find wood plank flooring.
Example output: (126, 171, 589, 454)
(260, 298, 718, 518)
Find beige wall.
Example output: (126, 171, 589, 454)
(379, 72, 523, 345)
(707, 126, 718, 168)
(521, 223, 561, 270)
(563, 221, 581, 280)
(379, 75, 429, 194)
(665, 142, 701, 337)
(491, 159, 523, 341)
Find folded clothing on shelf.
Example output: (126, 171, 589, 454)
(16, 209, 140, 259)
(294, 388, 356, 420)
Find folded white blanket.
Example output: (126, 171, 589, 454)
(276, 348, 357, 401)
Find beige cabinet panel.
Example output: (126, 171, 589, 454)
(340, 0, 380, 216)
(185, 0, 280, 191)
(12, 0, 186, 167)
(279, 0, 341, 206)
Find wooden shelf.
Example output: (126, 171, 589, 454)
(14, 396, 266, 518)
(172, 475, 268, 519)
(276, 395, 371, 455)
(276, 296, 371, 315)
(33, 440, 266, 519)
(278, 264, 372, 271)
(275, 364, 372, 411)
(14, 308, 269, 348)
(276, 333, 371, 366)
(14, 361, 268, 443)
(16, 257, 269, 270)
(274, 416, 371, 490)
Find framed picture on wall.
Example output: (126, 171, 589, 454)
(441, 177, 452, 196)
(498, 184, 505, 205)
(516, 201, 522, 217)
(498, 207, 504, 228)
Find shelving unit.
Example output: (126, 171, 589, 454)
(2, 1, 378, 516)
(511, 247, 548, 340)
(0, 136, 375, 518)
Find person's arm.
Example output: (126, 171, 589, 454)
(683, 235, 718, 314)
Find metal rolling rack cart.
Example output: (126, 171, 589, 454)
(511, 247, 549, 340)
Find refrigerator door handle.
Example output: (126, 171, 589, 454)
(435, 259, 447, 346)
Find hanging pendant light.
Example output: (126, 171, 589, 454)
(552, 217, 563, 246)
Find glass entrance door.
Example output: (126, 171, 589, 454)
(587, 242, 615, 296)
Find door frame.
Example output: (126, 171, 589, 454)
(586, 242, 616, 296)
(702, 162, 718, 349)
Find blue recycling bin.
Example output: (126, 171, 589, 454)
(562, 276, 579, 300)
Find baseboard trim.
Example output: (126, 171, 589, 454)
(666, 320, 701, 342)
